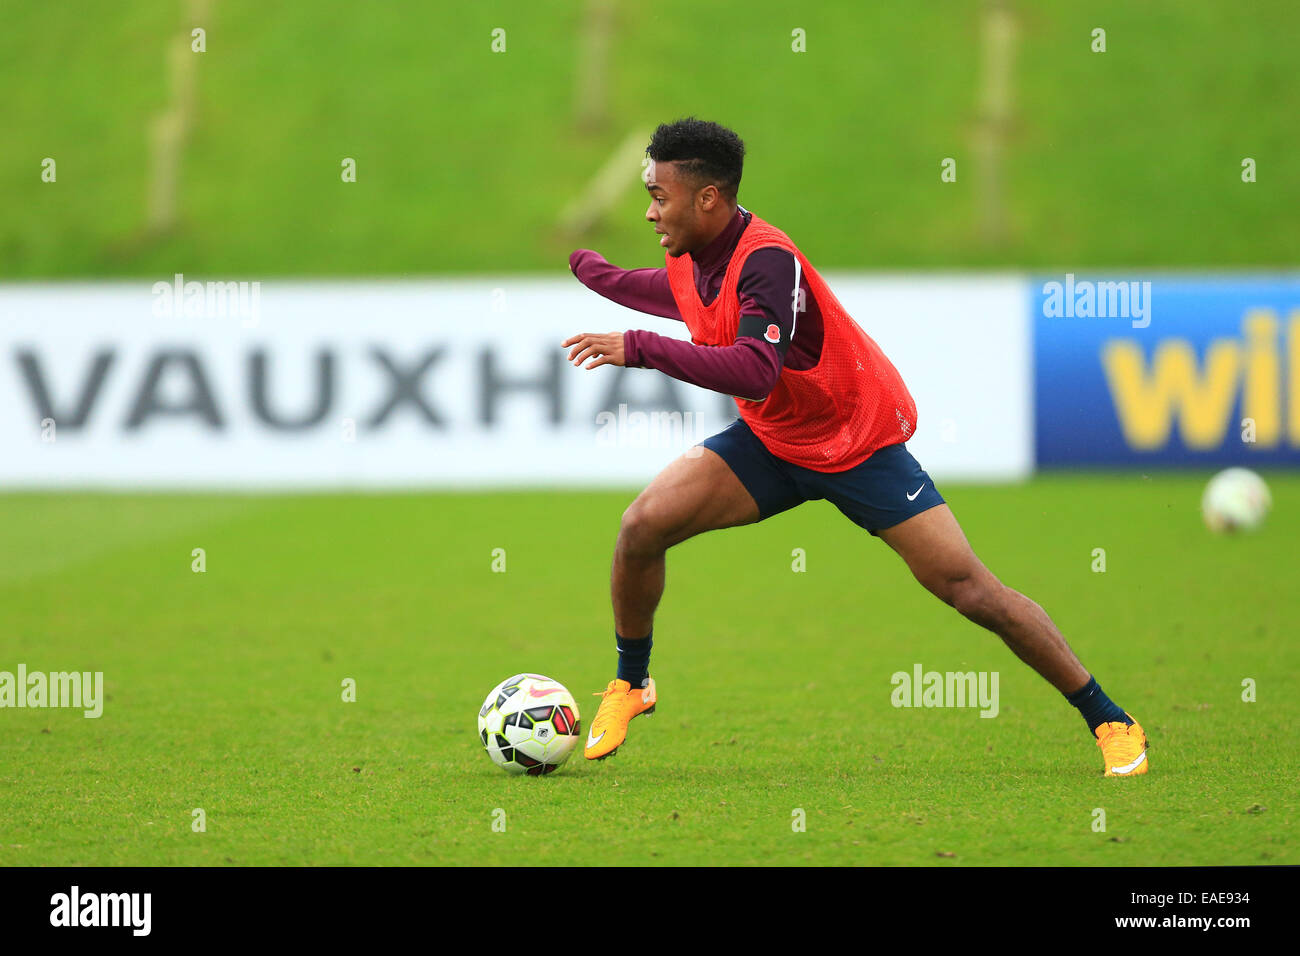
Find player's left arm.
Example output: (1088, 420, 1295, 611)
(732, 247, 802, 369)
(563, 248, 803, 400)
(562, 325, 779, 398)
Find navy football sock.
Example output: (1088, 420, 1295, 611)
(1066, 675, 1132, 733)
(615, 630, 652, 688)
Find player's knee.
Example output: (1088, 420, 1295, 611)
(949, 573, 1004, 625)
(618, 497, 672, 555)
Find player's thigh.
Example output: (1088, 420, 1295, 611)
(622, 447, 761, 550)
(875, 504, 994, 603)
(814, 442, 945, 537)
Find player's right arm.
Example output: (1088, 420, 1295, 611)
(569, 249, 684, 321)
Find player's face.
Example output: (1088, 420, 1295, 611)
(643, 160, 702, 258)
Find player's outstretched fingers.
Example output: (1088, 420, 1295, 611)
(563, 332, 624, 369)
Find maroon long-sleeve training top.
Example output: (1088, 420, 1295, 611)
(569, 207, 825, 401)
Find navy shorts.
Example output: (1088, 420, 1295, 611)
(700, 417, 946, 535)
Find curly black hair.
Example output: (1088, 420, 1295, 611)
(646, 117, 745, 202)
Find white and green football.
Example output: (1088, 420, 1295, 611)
(477, 674, 581, 775)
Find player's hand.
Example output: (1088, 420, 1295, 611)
(562, 332, 625, 369)
(568, 249, 600, 276)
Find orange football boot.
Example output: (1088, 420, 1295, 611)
(1095, 713, 1149, 777)
(584, 678, 657, 760)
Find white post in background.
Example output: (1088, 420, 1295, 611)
(975, 0, 1017, 246)
(574, 0, 616, 134)
(147, 0, 210, 235)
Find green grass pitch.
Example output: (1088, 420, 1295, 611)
(4, 1, 1299, 278)
(1, 474, 1295, 866)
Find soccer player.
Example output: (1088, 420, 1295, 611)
(562, 118, 1148, 777)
